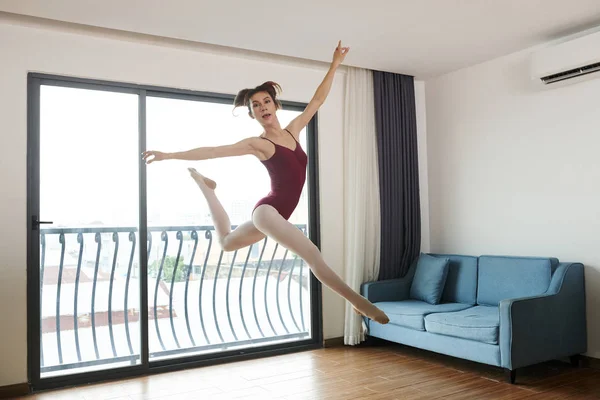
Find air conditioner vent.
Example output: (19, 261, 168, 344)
(541, 62, 600, 84)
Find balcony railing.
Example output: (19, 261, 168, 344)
(38, 225, 311, 376)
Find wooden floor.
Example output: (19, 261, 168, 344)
(17, 342, 600, 399)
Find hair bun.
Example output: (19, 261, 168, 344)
(232, 81, 282, 115)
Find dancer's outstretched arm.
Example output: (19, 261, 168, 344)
(142, 137, 264, 164)
(287, 40, 349, 137)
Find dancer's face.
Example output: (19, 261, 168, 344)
(249, 92, 278, 126)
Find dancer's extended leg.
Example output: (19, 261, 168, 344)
(252, 204, 389, 324)
(188, 168, 265, 251)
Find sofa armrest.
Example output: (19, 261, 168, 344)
(499, 262, 587, 370)
(360, 265, 415, 303)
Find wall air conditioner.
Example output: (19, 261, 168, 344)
(531, 28, 600, 87)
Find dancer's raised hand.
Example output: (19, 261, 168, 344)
(332, 40, 350, 67)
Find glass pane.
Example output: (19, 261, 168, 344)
(39, 85, 141, 377)
(146, 96, 312, 361)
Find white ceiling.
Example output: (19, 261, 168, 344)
(2, 0, 600, 79)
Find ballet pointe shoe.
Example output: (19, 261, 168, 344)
(188, 167, 217, 190)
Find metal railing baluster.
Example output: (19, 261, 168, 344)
(153, 231, 168, 351)
(198, 230, 212, 344)
(251, 237, 268, 337)
(73, 233, 84, 361)
(299, 259, 306, 332)
(108, 232, 119, 357)
(212, 251, 225, 342)
(184, 230, 199, 347)
(287, 255, 301, 332)
(91, 232, 102, 359)
(40, 232, 46, 367)
(225, 250, 239, 341)
(263, 244, 279, 335)
(168, 231, 183, 349)
(56, 233, 66, 364)
(124, 232, 136, 355)
(238, 244, 254, 339)
(275, 249, 290, 334)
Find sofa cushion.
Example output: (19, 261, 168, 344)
(429, 254, 478, 305)
(477, 256, 552, 306)
(425, 305, 499, 344)
(409, 253, 450, 304)
(374, 300, 472, 331)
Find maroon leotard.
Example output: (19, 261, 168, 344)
(253, 129, 308, 220)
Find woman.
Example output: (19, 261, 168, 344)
(142, 41, 389, 324)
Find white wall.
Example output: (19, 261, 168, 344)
(425, 44, 600, 358)
(0, 15, 430, 385)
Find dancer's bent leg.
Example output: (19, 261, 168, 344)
(188, 168, 265, 251)
(252, 204, 389, 324)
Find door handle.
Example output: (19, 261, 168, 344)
(32, 215, 53, 230)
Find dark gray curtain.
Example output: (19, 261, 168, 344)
(373, 71, 421, 280)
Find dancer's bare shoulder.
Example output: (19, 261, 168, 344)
(247, 136, 274, 160)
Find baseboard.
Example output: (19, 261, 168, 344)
(323, 336, 390, 347)
(323, 337, 345, 347)
(0, 383, 29, 399)
(581, 355, 600, 369)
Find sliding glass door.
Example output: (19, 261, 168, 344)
(145, 94, 313, 362)
(27, 75, 321, 390)
(35, 84, 142, 378)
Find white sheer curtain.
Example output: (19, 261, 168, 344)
(342, 66, 381, 345)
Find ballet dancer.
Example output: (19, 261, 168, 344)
(142, 41, 389, 324)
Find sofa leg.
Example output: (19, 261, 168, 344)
(570, 355, 581, 367)
(504, 369, 516, 384)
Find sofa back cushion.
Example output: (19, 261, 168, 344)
(477, 255, 552, 306)
(409, 253, 450, 305)
(429, 254, 478, 305)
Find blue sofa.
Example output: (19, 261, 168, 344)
(361, 253, 587, 383)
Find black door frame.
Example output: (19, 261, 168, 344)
(26, 72, 323, 392)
